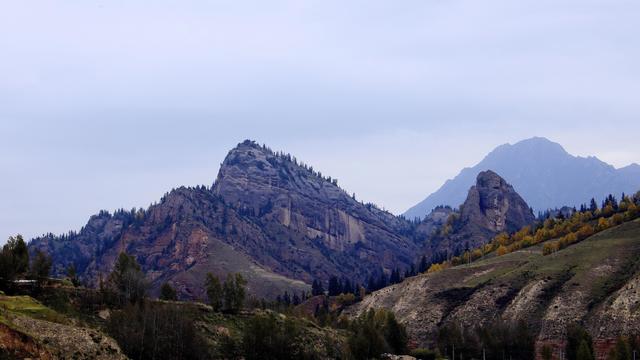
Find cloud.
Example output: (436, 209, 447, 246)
(1, 0, 639, 241)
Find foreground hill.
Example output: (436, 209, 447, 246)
(29, 140, 420, 299)
(405, 137, 640, 219)
(348, 218, 640, 357)
(0, 294, 125, 359)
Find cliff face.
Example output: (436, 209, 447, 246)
(429, 170, 535, 254)
(459, 170, 535, 239)
(30, 140, 419, 299)
(211, 141, 418, 278)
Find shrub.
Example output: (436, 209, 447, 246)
(159, 282, 177, 301)
(543, 242, 557, 256)
(205, 273, 223, 311)
(336, 293, 356, 306)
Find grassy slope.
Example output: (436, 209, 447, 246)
(168, 236, 310, 300)
(0, 295, 66, 325)
(459, 218, 640, 291)
(0, 294, 126, 359)
(351, 219, 640, 346)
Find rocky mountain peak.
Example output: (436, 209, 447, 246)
(475, 170, 507, 190)
(427, 170, 536, 253)
(462, 170, 535, 236)
(212, 140, 347, 210)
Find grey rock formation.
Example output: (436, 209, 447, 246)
(427, 170, 535, 254)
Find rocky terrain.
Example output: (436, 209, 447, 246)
(405, 137, 640, 219)
(347, 218, 640, 358)
(29, 140, 422, 299)
(424, 170, 535, 255)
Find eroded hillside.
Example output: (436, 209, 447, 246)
(348, 219, 640, 357)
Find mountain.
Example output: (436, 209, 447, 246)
(348, 218, 640, 356)
(423, 170, 535, 255)
(29, 140, 420, 300)
(404, 137, 640, 220)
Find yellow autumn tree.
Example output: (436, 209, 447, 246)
(577, 224, 594, 240)
(542, 241, 557, 255)
(610, 213, 624, 226)
(596, 217, 609, 231)
(428, 263, 444, 273)
(495, 232, 510, 246)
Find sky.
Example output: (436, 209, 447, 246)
(1, 0, 640, 242)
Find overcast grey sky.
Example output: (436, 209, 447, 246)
(1, 0, 640, 241)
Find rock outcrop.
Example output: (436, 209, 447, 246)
(457, 170, 535, 244)
(425, 170, 535, 255)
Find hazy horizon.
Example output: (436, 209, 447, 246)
(2, 1, 640, 241)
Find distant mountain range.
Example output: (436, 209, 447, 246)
(404, 137, 640, 220)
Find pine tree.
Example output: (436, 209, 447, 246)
(66, 263, 80, 287)
(576, 340, 594, 360)
(108, 252, 147, 305)
(376, 272, 388, 290)
(159, 282, 177, 301)
(328, 276, 341, 296)
(311, 279, 324, 296)
(223, 273, 247, 313)
(29, 250, 52, 285)
(205, 273, 223, 311)
(419, 255, 429, 273)
(367, 276, 376, 292)
(342, 279, 353, 294)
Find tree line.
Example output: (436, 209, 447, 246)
(0, 235, 53, 292)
